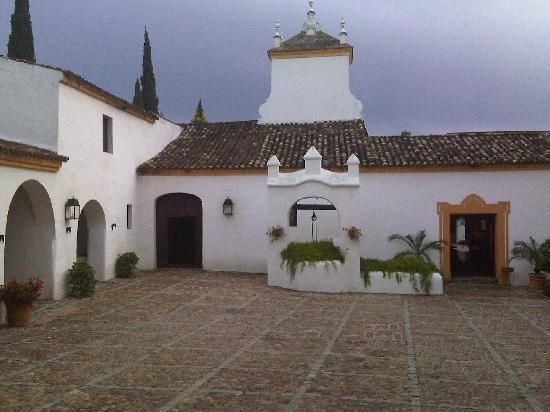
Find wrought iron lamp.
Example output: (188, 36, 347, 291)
(223, 198, 234, 216)
(65, 197, 80, 220)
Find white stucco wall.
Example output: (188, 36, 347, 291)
(136, 169, 550, 287)
(266, 154, 362, 293)
(0, 57, 63, 150)
(135, 175, 269, 274)
(258, 56, 363, 123)
(0, 62, 182, 298)
(359, 170, 550, 285)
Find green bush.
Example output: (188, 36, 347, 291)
(360, 255, 438, 294)
(115, 252, 140, 278)
(68, 262, 97, 298)
(280, 240, 345, 279)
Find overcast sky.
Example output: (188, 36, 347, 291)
(1, 1, 549, 135)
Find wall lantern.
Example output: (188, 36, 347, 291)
(0, 234, 4, 243)
(111, 223, 117, 230)
(65, 227, 72, 234)
(65, 197, 80, 220)
(223, 198, 234, 216)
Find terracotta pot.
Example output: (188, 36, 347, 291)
(5, 303, 33, 327)
(528, 273, 546, 290)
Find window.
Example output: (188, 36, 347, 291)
(103, 115, 113, 153)
(127, 204, 133, 229)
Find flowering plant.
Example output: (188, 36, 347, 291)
(266, 225, 286, 242)
(344, 226, 363, 241)
(2, 278, 44, 305)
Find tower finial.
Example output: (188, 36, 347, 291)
(339, 17, 348, 44)
(303, 0, 321, 35)
(273, 20, 282, 48)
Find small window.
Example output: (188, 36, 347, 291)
(103, 115, 113, 153)
(127, 204, 133, 229)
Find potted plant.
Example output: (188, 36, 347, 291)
(266, 225, 286, 242)
(2, 278, 44, 327)
(510, 237, 549, 290)
(344, 226, 363, 241)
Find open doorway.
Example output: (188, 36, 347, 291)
(76, 200, 106, 279)
(450, 214, 496, 277)
(156, 193, 202, 268)
(5, 180, 56, 298)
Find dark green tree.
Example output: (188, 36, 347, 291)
(140, 28, 159, 113)
(7, 0, 36, 62)
(132, 78, 143, 107)
(192, 99, 207, 124)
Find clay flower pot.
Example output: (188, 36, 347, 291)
(528, 273, 546, 290)
(6, 303, 33, 327)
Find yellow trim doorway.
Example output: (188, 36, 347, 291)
(437, 194, 510, 284)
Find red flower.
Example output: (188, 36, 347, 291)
(2, 278, 44, 304)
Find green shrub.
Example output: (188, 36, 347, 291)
(280, 240, 345, 279)
(68, 262, 97, 298)
(360, 255, 438, 294)
(115, 252, 140, 278)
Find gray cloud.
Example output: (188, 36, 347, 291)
(1, 0, 549, 135)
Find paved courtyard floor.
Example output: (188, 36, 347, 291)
(0, 270, 548, 411)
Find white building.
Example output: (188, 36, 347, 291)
(1, 3, 549, 298)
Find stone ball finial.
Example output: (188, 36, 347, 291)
(273, 20, 282, 47)
(339, 17, 348, 44)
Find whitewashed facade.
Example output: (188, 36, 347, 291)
(0, 3, 549, 300)
(0, 57, 181, 298)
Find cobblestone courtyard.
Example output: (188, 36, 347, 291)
(0, 270, 548, 411)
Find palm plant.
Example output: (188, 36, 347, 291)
(510, 237, 549, 274)
(388, 229, 443, 264)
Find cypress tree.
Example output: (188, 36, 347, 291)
(7, 0, 36, 63)
(132, 78, 143, 107)
(140, 28, 159, 113)
(192, 99, 207, 124)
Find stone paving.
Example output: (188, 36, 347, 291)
(0, 270, 548, 411)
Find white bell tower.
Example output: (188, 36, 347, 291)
(259, 1, 363, 124)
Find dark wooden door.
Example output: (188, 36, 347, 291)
(450, 214, 496, 277)
(156, 194, 202, 268)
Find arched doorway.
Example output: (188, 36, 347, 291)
(156, 193, 202, 268)
(5, 180, 56, 298)
(77, 200, 106, 279)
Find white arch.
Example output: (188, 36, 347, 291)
(288, 196, 341, 242)
(4, 180, 56, 298)
(78, 200, 106, 280)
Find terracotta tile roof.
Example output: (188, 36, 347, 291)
(0, 139, 68, 162)
(274, 31, 352, 52)
(137, 120, 550, 174)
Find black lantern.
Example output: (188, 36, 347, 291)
(65, 197, 80, 220)
(223, 198, 234, 216)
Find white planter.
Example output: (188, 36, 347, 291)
(268, 260, 443, 295)
(363, 271, 443, 295)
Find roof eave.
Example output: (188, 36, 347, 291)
(267, 47, 353, 64)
